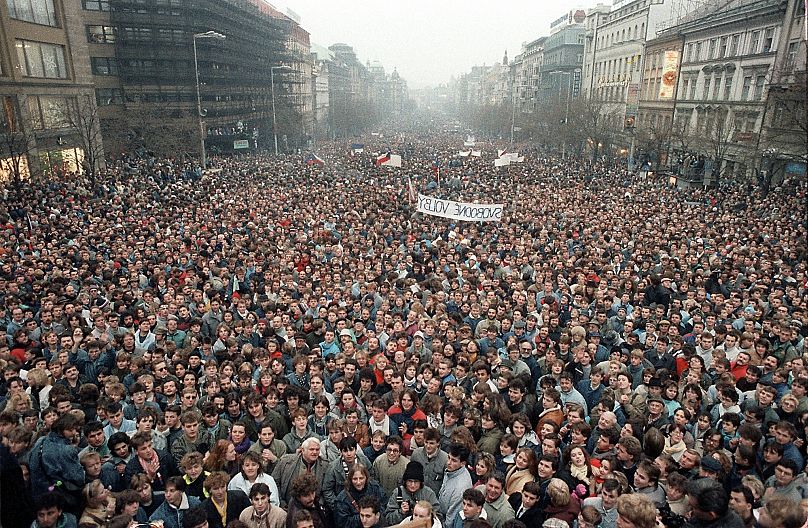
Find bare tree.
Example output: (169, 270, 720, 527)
(635, 118, 673, 170)
(566, 96, 623, 161)
(0, 127, 35, 189)
(64, 94, 105, 184)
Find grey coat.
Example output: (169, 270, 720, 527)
(383, 485, 440, 525)
(321, 452, 371, 510)
(410, 447, 448, 495)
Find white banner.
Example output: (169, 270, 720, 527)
(380, 154, 402, 167)
(458, 150, 471, 157)
(471, 150, 481, 157)
(494, 158, 510, 167)
(416, 193, 503, 222)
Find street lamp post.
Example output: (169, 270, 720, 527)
(271, 65, 293, 155)
(193, 30, 225, 169)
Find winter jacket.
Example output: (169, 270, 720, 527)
(438, 467, 472, 524)
(474, 487, 514, 528)
(504, 466, 534, 495)
(239, 505, 287, 528)
(321, 452, 371, 510)
(383, 484, 440, 525)
(333, 482, 387, 528)
(149, 494, 201, 528)
(202, 490, 250, 528)
(409, 447, 448, 496)
(371, 455, 410, 496)
(29, 433, 85, 498)
(272, 454, 328, 507)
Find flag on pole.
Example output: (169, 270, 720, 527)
(375, 152, 391, 166)
(304, 153, 324, 166)
(377, 153, 402, 167)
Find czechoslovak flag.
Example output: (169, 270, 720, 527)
(375, 152, 391, 166)
(305, 153, 324, 166)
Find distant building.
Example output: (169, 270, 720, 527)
(0, 0, 103, 179)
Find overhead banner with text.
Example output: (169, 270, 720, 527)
(417, 193, 503, 222)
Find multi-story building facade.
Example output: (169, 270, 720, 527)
(672, 0, 789, 181)
(79, 0, 298, 157)
(581, 0, 698, 153)
(636, 30, 683, 166)
(539, 10, 586, 103)
(511, 37, 546, 114)
(759, 0, 806, 181)
(1, 0, 104, 179)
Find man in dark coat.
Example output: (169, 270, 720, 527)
(508, 481, 545, 527)
(285, 473, 332, 528)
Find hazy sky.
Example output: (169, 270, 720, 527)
(277, 1, 604, 89)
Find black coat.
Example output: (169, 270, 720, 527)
(203, 490, 251, 528)
(508, 493, 545, 526)
(123, 448, 179, 492)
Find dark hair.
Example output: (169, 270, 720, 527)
(356, 495, 380, 514)
(249, 482, 271, 499)
(166, 475, 187, 491)
(448, 442, 471, 463)
(181, 506, 208, 528)
(462, 487, 485, 506)
(686, 478, 729, 517)
(34, 491, 64, 513)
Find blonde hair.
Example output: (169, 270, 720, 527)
(616, 494, 656, 528)
(547, 478, 571, 507)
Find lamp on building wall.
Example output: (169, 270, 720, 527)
(193, 30, 226, 168)
(271, 64, 293, 155)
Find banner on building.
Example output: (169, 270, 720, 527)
(416, 193, 503, 222)
(659, 50, 680, 100)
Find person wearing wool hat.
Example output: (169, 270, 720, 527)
(384, 461, 441, 526)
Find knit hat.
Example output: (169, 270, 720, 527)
(402, 461, 425, 483)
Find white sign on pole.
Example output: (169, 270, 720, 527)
(416, 193, 504, 222)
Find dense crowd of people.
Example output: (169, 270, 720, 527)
(0, 129, 806, 528)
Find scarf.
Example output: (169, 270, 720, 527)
(233, 436, 252, 455)
(138, 450, 161, 480)
(569, 462, 590, 484)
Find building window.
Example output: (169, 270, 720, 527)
(785, 42, 798, 71)
(686, 43, 694, 62)
(754, 74, 766, 100)
(762, 28, 775, 53)
(6, 0, 58, 26)
(708, 38, 718, 59)
(711, 76, 720, 99)
(741, 75, 752, 100)
(15, 40, 67, 78)
(694, 42, 702, 61)
(749, 31, 760, 54)
(95, 88, 123, 106)
(682, 78, 690, 99)
(87, 25, 115, 43)
(82, 0, 109, 10)
(724, 75, 732, 100)
(719, 37, 728, 58)
(702, 75, 711, 99)
(729, 35, 740, 56)
(689, 78, 697, 99)
(120, 26, 152, 42)
(91, 56, 118, 75)
(27, 95, 75, 130)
